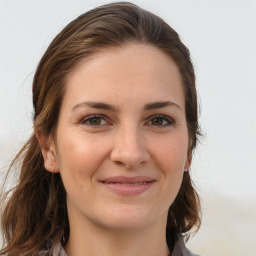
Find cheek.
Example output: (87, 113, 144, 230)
(56, 133, 110, 189)
(150, 133, 188, 202)
(151, 134, 189, 172)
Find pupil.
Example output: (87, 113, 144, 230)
(152, 117, 162, 125)
(90, 117, 101, 125)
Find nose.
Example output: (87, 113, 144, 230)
(110, 125, 150, 169)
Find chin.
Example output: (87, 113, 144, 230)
(94, 205, 163, 231)
(98, 217, 150, 231)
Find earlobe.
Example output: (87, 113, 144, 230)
(42, 146, 60, 173)
(36, 132, 60, 173)
(184, 151, 192, 171)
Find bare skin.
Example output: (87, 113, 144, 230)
(40, 43, 190, 256)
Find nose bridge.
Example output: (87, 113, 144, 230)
(110, 121, 149, 168)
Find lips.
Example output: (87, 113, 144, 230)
(99, 176, 155, 196)
(101, 176, 155, 184)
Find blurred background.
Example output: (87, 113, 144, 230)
(0, 0, 255, 255)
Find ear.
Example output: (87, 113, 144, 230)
(184, 151, 192, 171)
(36, 132, 59, 173)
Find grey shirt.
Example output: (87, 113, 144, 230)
(41, 234, 199, 256)
(171, 234, 200, 256)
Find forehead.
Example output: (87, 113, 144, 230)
(62, 43, 185, 110)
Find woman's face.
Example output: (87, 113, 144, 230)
(45, 43, 190, 231)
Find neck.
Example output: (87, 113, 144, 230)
(64, 211, 170, 256)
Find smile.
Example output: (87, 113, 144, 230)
(99, 176, 156, 196)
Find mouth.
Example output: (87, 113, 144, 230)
(99, 176, 156, 196)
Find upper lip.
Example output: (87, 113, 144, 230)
(100, 176, 155, 184)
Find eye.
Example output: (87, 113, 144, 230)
(81, 115, 108, 126)
(148, 115, 174, 127)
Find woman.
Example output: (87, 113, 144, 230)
(0, 2, 201, 256)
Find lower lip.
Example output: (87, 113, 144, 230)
(101, 182, 155, 196)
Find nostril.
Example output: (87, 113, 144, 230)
(115, 161, 131, 169)
(110, 145, 150, 169)
(116, 161, 123, 166)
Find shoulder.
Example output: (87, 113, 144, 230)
(172, 233, 201, 256)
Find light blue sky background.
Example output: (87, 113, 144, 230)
(0, 0, 256, 199)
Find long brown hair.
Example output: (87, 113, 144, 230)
(0, 2, 201, 255)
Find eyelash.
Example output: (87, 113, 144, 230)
(80, 114, 174, 128)
(147, 115, 174, 127)
(80, 115, 109, 127)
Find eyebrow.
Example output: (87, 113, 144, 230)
(143, 101, 182, 112)
(71, 101, 182, 112)
(72, 101, 118, 112)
